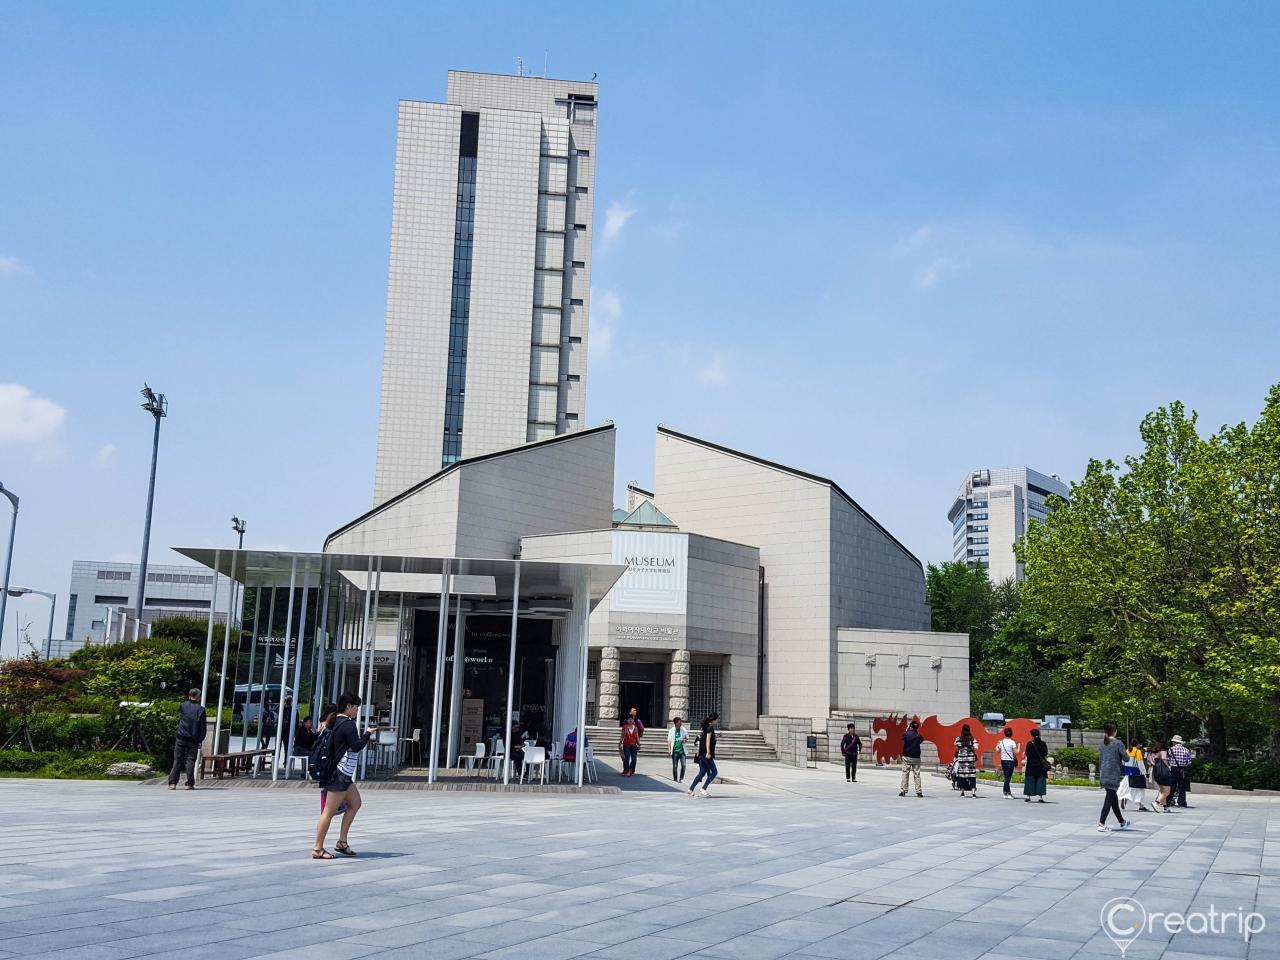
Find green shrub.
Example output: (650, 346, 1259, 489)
(0, 749, 158, 778)
(1191, 759, 1280, 791)
(1051, 746, 1099, 771)
(0, 749, 58, 772)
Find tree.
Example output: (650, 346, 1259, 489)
(925, 561, 997, 675)
(0, 654, 86, 749)
(1018, 385, 1280, 759)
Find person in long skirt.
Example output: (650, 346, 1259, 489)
(953, 724, 978, 797)
(1022, 728, 1049, 802)
(1119, 738, 1153, 812)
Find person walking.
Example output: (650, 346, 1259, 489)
(619, 714, 642, 777)
(953, 724, 978, 798)
(312, 692, 376, 860)
(899, 719, 924, 797)
(1097, 723, 1131, 833)
(997, 727, 1018, 798)
(314, 703, 343, 816)
(840, 724, 862, 783)
(1022, 727, 1049, 803)
(1168, 735, 1193, 808)
(667, 717, 690, 783)
(625, 706, 646, 738)
(1120, 738, 1152, 813)
(1148, 740, 1174, 811)
(687, 712, 719, 798)
(167, 688, 208, 791)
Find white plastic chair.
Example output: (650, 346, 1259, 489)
(460, 741, 486, 775)
(582, 744, 598, 783)
(520, 746, 548, 785)
(372, 728, 398, 774)
(400, 727, 422, 767)
(487, 739, 506, 778)
(548, 741, 563, 781)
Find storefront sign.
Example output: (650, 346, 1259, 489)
(612, 623, 681, 639)
(461, 698, 484, 751)
(610, 531, 688, 614)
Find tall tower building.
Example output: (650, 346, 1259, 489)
(947, 467, 1070, 581)
(374, 70, 599, 504)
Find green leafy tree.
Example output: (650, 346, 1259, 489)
(84, 649, 179, 702)
(925, 561, 997, 674)
(1018, 385, 1280, 759)
(0, 655, 87, 749)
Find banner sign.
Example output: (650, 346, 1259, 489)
(610, 531, 687, 614)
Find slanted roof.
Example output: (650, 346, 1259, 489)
(612, 507, 630, 524)
(615, 501, 677, 528)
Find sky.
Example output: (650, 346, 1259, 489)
(2, 3, 1279, 656)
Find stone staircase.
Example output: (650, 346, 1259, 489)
(586, 726, 778, 762)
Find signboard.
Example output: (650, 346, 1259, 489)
(461, 698, 484, 752)
(610, 531, 688, 614)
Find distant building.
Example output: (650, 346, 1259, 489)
(57, 560, 234, 658)
(947, 467, 1071, 582)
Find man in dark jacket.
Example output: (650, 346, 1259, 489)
(898, 719, 924, 797)
(840, 724, 862, 783)
(168, 688, 208, 790)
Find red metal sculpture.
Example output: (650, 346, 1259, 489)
(873, 714, 1042, 769)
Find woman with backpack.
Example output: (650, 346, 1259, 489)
(687, 712, 719, 798)
(312, 692, 376, 860)
(953, 724, 978, 798)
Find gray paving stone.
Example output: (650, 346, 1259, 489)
(0, 766, 1277, 960)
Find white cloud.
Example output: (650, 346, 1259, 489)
(915, 257, 964, 289)
(0, 256, 28, 277)
(95, 443, 117, 465)
(697, 353, 728, 386)
(0, 384, 66, 444)
(603, 195, 637, 243)
(591, 288, 621, 360)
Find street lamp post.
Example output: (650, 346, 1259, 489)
(0, 482, 18, 656)
(5, 588, 56, 658)
(135, 385, 168, 623)
(231, 516, 246, 549)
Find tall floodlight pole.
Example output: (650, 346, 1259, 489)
(231, 516, 246, 549)
(135, 386, 168, 622)
(0, 482, 17, 656)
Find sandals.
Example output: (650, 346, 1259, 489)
(312, 847, 335, 860)
(334, 840, 356, 857)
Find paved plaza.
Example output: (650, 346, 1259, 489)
(2, 758, 1278, 960)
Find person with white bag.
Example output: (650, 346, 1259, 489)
(1118, 738, 1153, 812)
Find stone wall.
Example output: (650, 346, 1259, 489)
(759, 715, 818, 768)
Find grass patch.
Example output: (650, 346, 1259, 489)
(976, 770, 1095, 787)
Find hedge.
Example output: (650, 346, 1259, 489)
(1049, 746, 1098, 771)
(1191, 759, 1280, 792)
(0, 749, 159, 779)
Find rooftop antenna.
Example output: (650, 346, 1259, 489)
(515, 56, 524, 78)
(543, 50, 549, 77)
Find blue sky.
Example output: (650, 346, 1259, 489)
(2, 3, 1278, 655)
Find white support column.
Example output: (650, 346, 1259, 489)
(284, 563, 311, 778)
(354, 558, 375, 724)
(212, 552, 239, 751)
(311, 577, 332, 722)
(389, 595, 405, 762)
(330, 586, 346, 702)
(576, 574, 589, 787)
(199, 549, 221, 705)
(428, 564, 451, 783)
(240, 584, 262, 751)
(503, 563, 521, 785)
(446, 593, 465, 768)
(271, 557, 298, 781)
(359, 565, 381, 779)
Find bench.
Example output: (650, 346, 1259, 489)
(200, 749, 272, 780)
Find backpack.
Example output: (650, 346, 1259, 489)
(308, 726, 338, 783)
